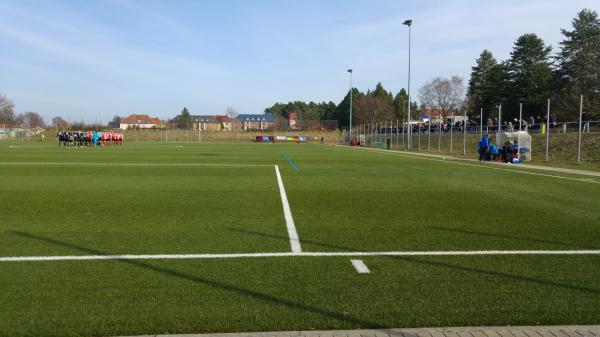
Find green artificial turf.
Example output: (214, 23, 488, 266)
(0, 142, 599, 337)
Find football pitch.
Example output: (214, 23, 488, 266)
(0, 142, 599, 337)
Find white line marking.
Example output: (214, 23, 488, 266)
(342, 146, 600, 184)
(351, 259, 371, 273)
(1, 250, 599, 262)
(0, 162, 274, 167)
(275, 165, 302, 253)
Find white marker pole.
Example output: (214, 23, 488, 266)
(450, 111, 454, 153)
(546, 99, 550, 161)
(577, 95, 583, 164)
(480, 107, 483, 138)
(519, 103, 523, 132)
(463, 109, 467, 155)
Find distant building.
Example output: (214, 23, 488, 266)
(191, 115, 221, 131)
(237, 114, 274, 131)
(120, 114, 163, 129)
(288, 112, 298, 130)
(215, 115, 233, 131)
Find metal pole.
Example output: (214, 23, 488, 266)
(348, 69, 353, 144)
(463, 109, 467, 155)
(519, 103, 523, 132)
(450, 111, 454, 153)
(390, 121, 393, 149)
(498, 103, 502, 134)
(418, 121, 421, 151)
(428, 113, 431, 152)
(402, 119, 405, 149)
(406, 22, 412, 150)
(438, 117, 442, 153)
(480, 107, 483, 138)
(545, 99, 550, 161)
(577, 95, 583, 164)
(396, 119, 399, 149)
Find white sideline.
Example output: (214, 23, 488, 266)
(1, 250, 599, 262)
(275, 165, 302, 253)
(340, 146, 600, 184)
(0, 162, 274, 167)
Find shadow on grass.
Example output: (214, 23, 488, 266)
(228, 227, 365, 252)
(428, 226, 599, 250)
(9, 230, 383, 329)
(229, 228, 600, 295)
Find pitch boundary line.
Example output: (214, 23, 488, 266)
(0, 162, 275, 167)
(340, 146, 600, 184)
(1, 250, 599, 262)
(275, 165, 302, 253)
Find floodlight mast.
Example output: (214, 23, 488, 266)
(403, 19, 412, 150)
(347, 69, 353, 143)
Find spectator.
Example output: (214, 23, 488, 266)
(478, 135, 489, 161)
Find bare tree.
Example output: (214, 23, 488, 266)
(354, 96, 395, 125)
(418, 76, 465, 116)
(0, 94, 15, 126)
(226, 107, 239, 118)
(52, 116, 69, 129)
(23, 112, 45, 128)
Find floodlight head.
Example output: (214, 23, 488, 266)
(347, 69, 353, 74)
(403, 19, 412, 26)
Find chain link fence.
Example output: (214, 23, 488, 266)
(344, 120, 600, 167)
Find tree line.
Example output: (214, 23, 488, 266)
(264, 82, 419, 129)
(467, 9, 600, 121)
(2, 9, 596, 131)
(266, 8, 599, 127)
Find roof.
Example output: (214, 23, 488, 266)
(121, 114, 161, 124)
(236, 114, 274, 122)
(215, 115, 232, 122)
(190, 115, 218, 123)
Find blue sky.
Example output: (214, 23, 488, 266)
(0, 0, 597, 123)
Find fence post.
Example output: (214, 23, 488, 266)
(463, 109, 467, 155)
(402, 119, 405, 150)
(450, 111, 454, 153)
(519, 103, 523, 131)
(480, 108, 483, 138)
(545, 99, 550, 161)
(438, 119, 442, 153)
(418, 122, 421, 151)
(577, 95, 583, 164)
(428, 113, 431, 152)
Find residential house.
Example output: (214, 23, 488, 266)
(215, 115, 233, 131)
(120, 114, 163, 129)
(236, 114, 274, 131)
(191, 115, 221, 131)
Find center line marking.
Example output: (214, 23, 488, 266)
(275, 165, 302, 253)
(351, 259, 370, 273)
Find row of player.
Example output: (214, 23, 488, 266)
(56, 131, 124, 147)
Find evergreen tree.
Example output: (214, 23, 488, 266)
(467, 50, 498, 117)
(372, 82, 393, 104)
(177, 107, 191, 129)
(393, 89, 408, 120)
(507, 33, 553, 118)
(487, 62, 512, 118)
(555, 9, 600, 118)
(334, 88, 363, 129)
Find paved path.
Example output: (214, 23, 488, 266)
(121, 325, 600, 337)
(338, 145, 600, 177)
